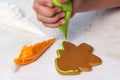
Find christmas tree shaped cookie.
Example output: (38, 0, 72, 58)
(55, 41, 102, 75)
(14, 38, 56, 65)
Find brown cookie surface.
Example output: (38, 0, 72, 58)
(55, 41, 102, 74)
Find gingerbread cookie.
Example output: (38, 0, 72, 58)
(55, 41, 102, 75)
(14, 38, 56, 65)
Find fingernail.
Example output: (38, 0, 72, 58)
(60, 19, 66, 24)
(56, 8, 62, 13)
(46, 3, 53, 7)
(61, 12, 65, 17)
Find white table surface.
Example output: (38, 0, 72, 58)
(0, 0, 120, 80)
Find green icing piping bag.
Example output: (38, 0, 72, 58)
(52, 0, 72, 39)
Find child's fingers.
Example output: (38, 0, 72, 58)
(34, 5, 62, 17)
(37, 12, 65, 23)
(43, 19, 66, 28)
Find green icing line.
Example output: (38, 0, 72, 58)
(52, 0, 72, 39)
(55, 41, 79, 74)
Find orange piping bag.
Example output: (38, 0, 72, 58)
(14, 38, 56, 65)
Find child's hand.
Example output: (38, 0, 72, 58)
(33, 0, 66, 28)
(33, 0, 120, 28)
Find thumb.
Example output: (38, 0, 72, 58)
(57, 0, 69, 3)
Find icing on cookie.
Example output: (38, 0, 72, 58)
(55, 41, 102, 75)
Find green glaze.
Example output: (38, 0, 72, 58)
(55, 41, 79, 74)
(52, 0, 72, 39)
